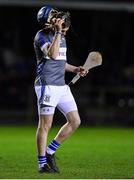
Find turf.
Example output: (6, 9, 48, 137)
(0, 125, 134, 179)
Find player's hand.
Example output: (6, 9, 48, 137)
(76, 66, 89, 77)
(53, 18, 64, 32)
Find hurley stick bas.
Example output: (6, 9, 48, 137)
(68, 51, 102, 85)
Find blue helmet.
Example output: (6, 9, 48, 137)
(37, 5, 58, 26)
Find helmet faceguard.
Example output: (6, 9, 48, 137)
(53, 11, 71, 28)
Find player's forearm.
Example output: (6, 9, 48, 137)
(47, 32, 61, 59)
(65, 63, 80, 73)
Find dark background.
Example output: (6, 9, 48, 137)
(0, 0, 134, 126)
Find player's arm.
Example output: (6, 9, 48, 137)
(42, 19, 64, 60)
(65, 63, 88, 77)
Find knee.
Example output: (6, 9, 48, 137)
(70, 118, 81, 130)
(75, 118, 81, 128)
(38, 123, 52, 133)
(37, 115, 53, 133)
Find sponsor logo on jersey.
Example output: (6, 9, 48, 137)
(56, 47, 67, 60)
(59, 51, 66, 56)
(45, 47, 67, 60)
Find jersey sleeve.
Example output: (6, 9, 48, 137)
(35, 31, 51, 51)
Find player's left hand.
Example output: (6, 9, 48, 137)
(76, 66, 89, 77)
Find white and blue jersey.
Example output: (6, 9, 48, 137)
(34, 29, 67, 86)
(34, 29, 78, 115)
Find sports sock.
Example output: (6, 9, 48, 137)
(38, 155, 47, 168)
(47, 139, 60, 155)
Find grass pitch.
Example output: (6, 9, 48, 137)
(0, 125, 134, 179)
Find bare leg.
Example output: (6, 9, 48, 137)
(36, 114, 53, 156)
(54, 111, 81, 144)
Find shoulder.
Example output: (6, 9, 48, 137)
(34, 29, 45, 40)
(35, 29, 54, 41)
(34, 29, 53, 48)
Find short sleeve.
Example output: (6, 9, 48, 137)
(34, 31, 51, 51)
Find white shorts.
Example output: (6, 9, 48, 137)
(34, 85, 77, 116)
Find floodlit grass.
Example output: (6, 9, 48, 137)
(0, 125, 134, 179)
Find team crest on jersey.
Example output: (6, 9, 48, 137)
(44, 95, 50, 102)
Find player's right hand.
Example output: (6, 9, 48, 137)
(54, 18, 64, 32)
